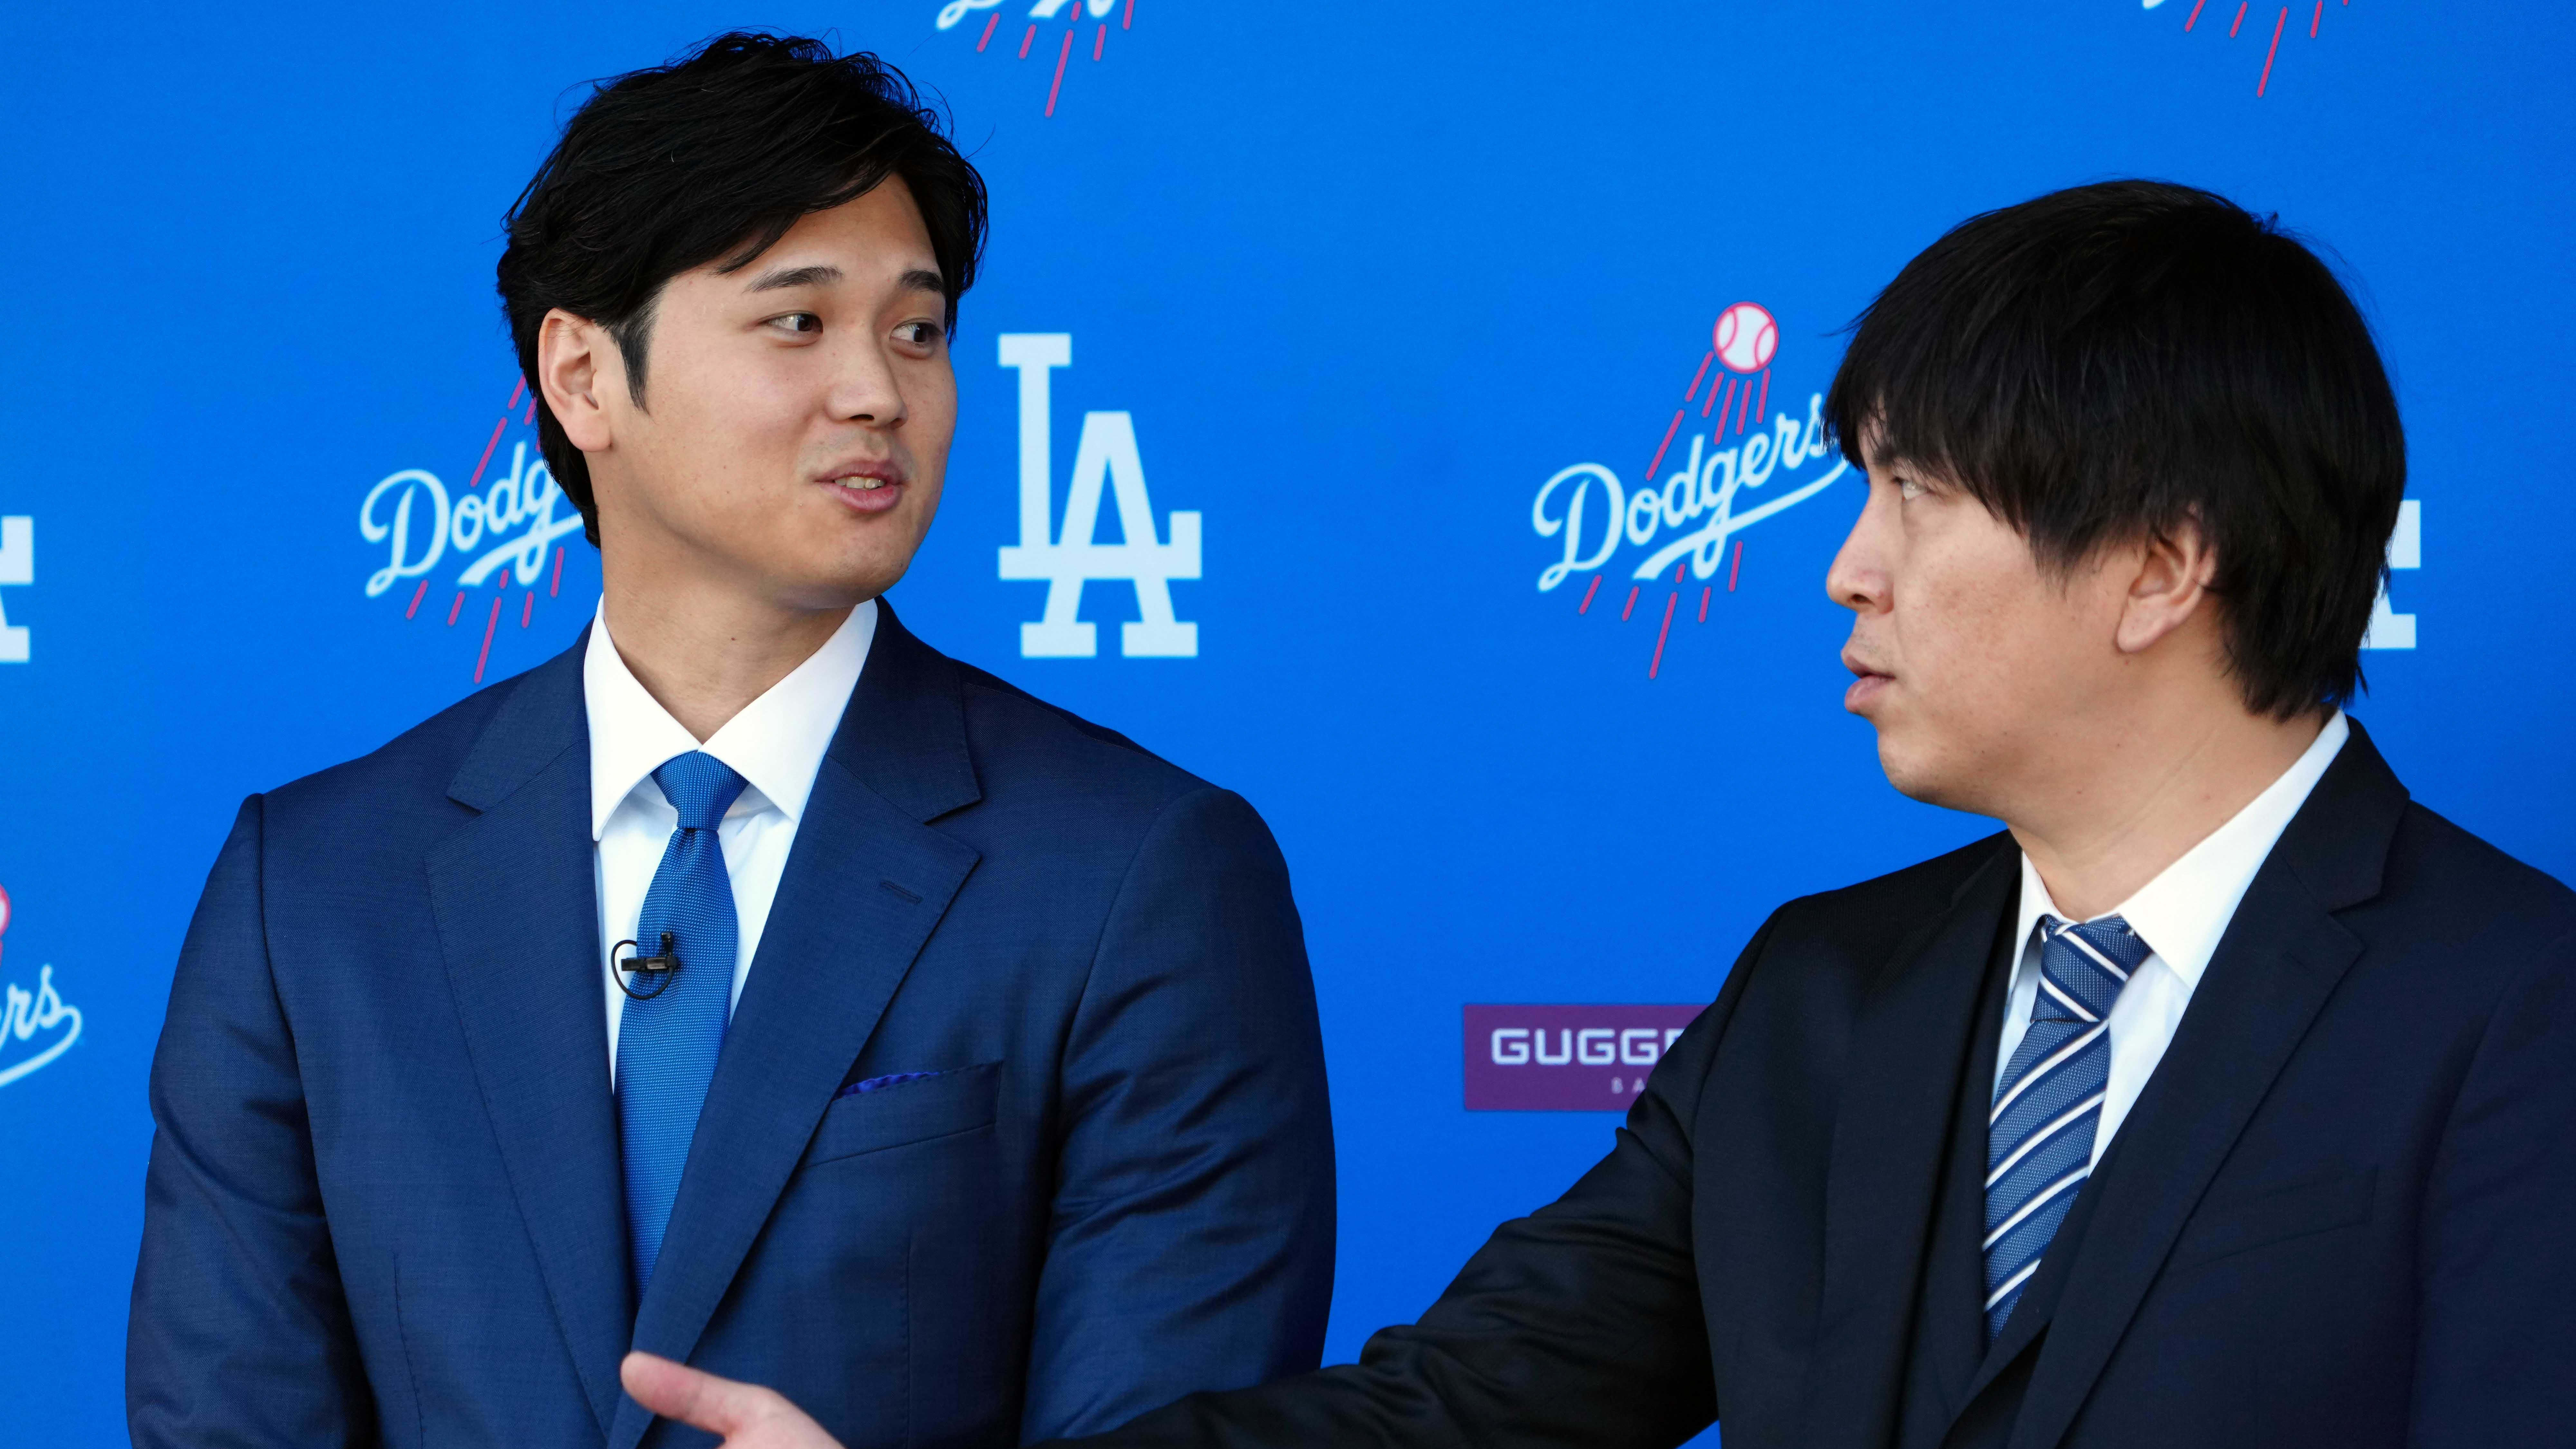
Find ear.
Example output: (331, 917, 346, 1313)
(536, 309, 622, 455)
(2113, 516, 2220, 656)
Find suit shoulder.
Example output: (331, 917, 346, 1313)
(1761, 831, 2016, 953)
(257, 670, 524, 822)
(2381, 801, 2576, 943)
(950, 659, 1214, 806)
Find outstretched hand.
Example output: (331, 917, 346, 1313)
(621, 1352, 846, 1449)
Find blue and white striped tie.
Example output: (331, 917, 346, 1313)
(1983, 913, 2149, 1343)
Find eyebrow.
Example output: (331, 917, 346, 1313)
(742, 263, 948, 297)
(746, 264, 842, 293)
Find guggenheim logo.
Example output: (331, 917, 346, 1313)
(1465, 1003, 1706, 1112)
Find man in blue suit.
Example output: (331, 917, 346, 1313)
(629, 184, 2576, 1448)
(126, 34, 1334, 1449)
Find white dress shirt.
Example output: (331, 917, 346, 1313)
(1995, 710, 2351, 1163)
(586, 599, 877, 1084)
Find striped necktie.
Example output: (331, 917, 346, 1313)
(615, 751, 748, 1290)
(1983, 913, 2150, 1343)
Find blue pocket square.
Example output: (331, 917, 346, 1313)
(835, 1069, 946, 1100)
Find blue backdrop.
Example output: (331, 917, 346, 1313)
(4, 2, 2571, 1441)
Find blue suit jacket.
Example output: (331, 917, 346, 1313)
(1050, 721, 2576, 1449)
(127, 604, 1336, 1449)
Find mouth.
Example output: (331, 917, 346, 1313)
(1841, 650, 1894, 715)
(818, 462, 906, 516)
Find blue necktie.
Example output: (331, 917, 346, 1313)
(615, 752, 748, 1290)
(1983, 913, 2150, 1343)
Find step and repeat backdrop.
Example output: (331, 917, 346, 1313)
(3, 2, 2569, 1441)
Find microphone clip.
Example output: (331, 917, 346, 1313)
(611, 932, 683, 1001)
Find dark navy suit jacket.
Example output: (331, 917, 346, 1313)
(1054, 722, 2576, 1448)
(128, 604, 1337, 1449)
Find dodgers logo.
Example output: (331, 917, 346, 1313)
(995, 334, 1201, 658)
(0, 883, 82, 1090)
(935, 0, 1137, 117)
(1532, 302, 1849, 677)
(0, 513, 28, 663)
(357, 381, 590, 682)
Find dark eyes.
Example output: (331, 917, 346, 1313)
(763, 314, 943, 349)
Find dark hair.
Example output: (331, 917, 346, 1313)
(1825, 180, 2404, 720)
(495, 32, 987, 543)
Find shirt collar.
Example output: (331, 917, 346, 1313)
(582, 598, 878, 841)
(2014, 709, 2350, 987)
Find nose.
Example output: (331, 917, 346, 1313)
(1825, 485, 1891, 615)
(826, 333, 907, 429)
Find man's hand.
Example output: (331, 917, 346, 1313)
(621, 1352, 846, 1448)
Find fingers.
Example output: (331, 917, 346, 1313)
(621, 1351, 775, 1437)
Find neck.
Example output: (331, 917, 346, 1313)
(2006, 696, 2327, 921)
(597, 560, 850, 743)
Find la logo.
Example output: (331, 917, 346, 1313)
(0, 516, 30, 664)
(995, 334, 1202, 657)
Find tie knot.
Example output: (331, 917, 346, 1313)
(2033, 914, 2149, 1024)
(653, 752, 748, 830)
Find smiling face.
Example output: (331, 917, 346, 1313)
(1825, 440, 2142, 818)
(547, 178, 955, 612)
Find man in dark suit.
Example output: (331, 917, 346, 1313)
(125, 34, 1334, 1449)
(634, 183, 2576, 1448)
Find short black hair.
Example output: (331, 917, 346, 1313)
(496, 32, 988, 543)
(1825, 180, 2404, 720)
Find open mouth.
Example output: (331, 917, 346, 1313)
(821, 469, 904, 514)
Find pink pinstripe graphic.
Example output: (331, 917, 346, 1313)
(1648, 592, 1678, 678)
(1045, 30, 1074, 115)
(467, 417, 507, 489)
(2257, 6, 2286, 93)
(474, 598, 503, 682)
(1684, 350, 1714, 404)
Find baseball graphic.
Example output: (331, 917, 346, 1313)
(1713, 302, 1778, 374)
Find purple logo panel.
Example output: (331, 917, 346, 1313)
(1463, 1003, 1708, 1111)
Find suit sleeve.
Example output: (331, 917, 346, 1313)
(1036, 908, 1786, 1449)
(1017, 787, 1338, 1440)
(2409, 926, 2576, 1448)
(127, 797, 377, 1447)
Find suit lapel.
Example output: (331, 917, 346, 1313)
(1913, 913, 2021, 1428)
(1800, 839, 2018, 1449)
(609, 605, 984, 1449)
(1995, 723, 2409, 1449)
(425, 639, 632, 1438)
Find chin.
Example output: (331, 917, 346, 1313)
(1873, 731, 1964, 810)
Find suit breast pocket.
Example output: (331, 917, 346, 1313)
(2166, 1163, 2379, 1277)
(801, 1060, 1002, 1167)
